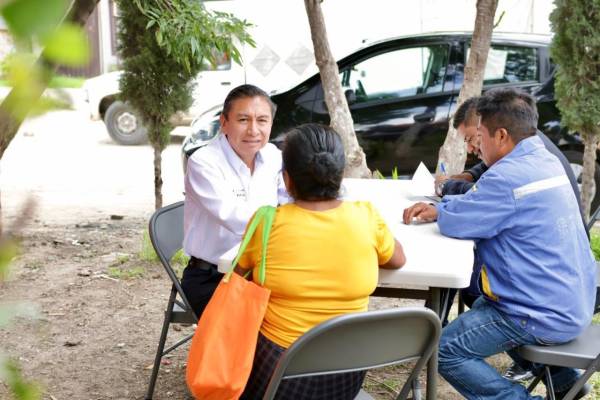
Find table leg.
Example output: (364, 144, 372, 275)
(426, 287, 441, 400)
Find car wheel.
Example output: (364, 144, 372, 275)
(563, 150, 600, 213)
(103, 101, 148, 145)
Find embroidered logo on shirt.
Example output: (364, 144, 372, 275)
(233, 188, 247, 200)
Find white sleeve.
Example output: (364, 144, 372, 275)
(277, 171, 292, 204)
(184, 155, 256, 236)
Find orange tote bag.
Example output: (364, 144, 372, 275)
(186, 206, 275, 400)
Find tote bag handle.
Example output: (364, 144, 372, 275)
(227, 205, 276, 286)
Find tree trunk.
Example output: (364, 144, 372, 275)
(0, 0, 100, 160)
(581, 132, 599, 222)
(153, 143, 163, 210)
(437, 0, 498, 175)
(304, 0, 370, 178)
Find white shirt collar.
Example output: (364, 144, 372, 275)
(218, 134, 265, 175)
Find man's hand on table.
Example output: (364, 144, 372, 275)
(403, 202, 438, 225)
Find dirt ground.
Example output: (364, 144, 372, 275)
(0, 215, 473, 400)
(0, 110, 515, 399)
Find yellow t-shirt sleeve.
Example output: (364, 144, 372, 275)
(370, 204, 395, 265)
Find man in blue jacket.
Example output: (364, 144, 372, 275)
(403, 88, 596, 400)
(436, 95, 596, 383)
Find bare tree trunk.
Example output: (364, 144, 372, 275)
(581, 132, 599, 222)
(0, 0, 100, 160)
(304, 0, 370, 178)
(437, 0, 499, 175)
(153, 144, 163, 210)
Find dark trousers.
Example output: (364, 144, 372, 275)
(180, 257, 224, 318)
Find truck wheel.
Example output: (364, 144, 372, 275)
(563, 150, 600, 213)
(103, 101, 148, 145)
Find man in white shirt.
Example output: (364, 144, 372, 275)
(182, 84, 287, 316)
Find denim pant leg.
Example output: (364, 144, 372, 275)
(438, 297, 543, 400)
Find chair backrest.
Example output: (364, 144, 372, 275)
(148, 201, 189, 304)
(262, 307, 442, 400)
(586, 204, 600, 233)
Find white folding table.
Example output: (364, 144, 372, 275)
(217, 178, 474, 400)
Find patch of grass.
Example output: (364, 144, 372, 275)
(590, 230, 600, 260)
(107, 265, 146, 280)
(110, 254, 130, 267)
(139, 229, 189, 278)
(139, 231, 158, 262)
(590, 371, 600, 397)
(24, 261, 43, 270)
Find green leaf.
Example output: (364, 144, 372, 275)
(0, 358, 42, 400)
(43, 23, 90, 67)
(190, 37, 198, 56)
(0, 239, 19, 280)
(146, 19, 156, 29)
(373, 170, 385, 180)
(0, 0, 68, 39)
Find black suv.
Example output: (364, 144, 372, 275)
(184, 32, 599, 209)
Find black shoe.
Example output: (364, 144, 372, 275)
(548, 382, 591, 400)
(503, 362, 535, 383)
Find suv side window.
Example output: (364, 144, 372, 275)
(465, 45, 538, 85)
(340, 44, 449, 104)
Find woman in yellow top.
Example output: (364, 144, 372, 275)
(236, 123, 406, 400)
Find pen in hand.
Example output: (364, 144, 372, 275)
(440, 162, 447, 175)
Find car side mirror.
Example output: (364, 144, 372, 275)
(345, 89, 357, 104)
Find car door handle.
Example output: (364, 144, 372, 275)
(413, 111, 436, 123)
(221, 81, 231, 86)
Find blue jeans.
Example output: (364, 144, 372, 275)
(438, 297, 580, 400)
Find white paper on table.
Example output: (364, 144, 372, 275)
(409, 162, 436, 196)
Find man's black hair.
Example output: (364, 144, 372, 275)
(476, 87, 538, 143)
(282, 123, 345, 201)
(222, 84, 277, 119)
(452, 97, 479, 129)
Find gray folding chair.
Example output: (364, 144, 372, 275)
(145, 201, 197, 400)
(262, 307, 442, 400)
(517, 263, 600, 400)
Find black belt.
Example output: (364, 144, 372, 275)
(188, 256, 217, 271)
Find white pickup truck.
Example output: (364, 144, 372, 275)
(82, 57, 245, 145)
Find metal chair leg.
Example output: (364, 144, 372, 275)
(544, 366, 556, 400)
(526, 371, 543, 392)
(411, 378, 422, 400)
(145, 288, 177, 400)
(458, 295, 465, 315)
(560, 354, 600, 400)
